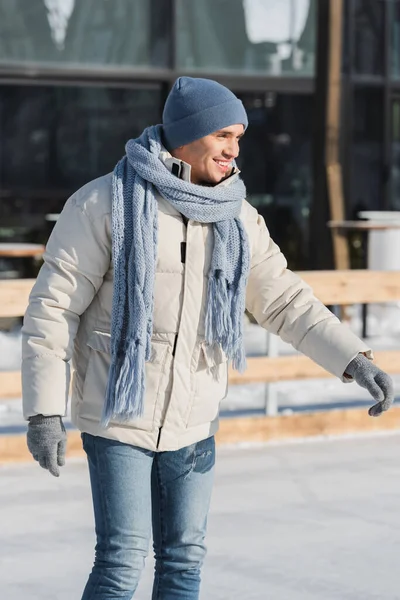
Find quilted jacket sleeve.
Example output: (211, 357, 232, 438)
(21, 180, 111, 419)
(244, 207, 371, 380)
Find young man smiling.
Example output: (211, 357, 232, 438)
(23, 77, 393, 599)
(172, 123, 245, 184)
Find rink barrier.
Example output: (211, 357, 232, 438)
(0, 278, 35, 318)
(2, 270, 400, 399)
(1, 270, 400, 462)
(228, 350, 400, 385)
(2, 406, 400, 464)
(229, 269, 400, 415)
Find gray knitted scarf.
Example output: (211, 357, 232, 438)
(103, 125, 250, 426)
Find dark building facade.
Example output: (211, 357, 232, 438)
(0, 0, 398, 271)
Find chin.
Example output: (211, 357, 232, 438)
(196, 174, 222, 186)
(210, 171, 225, 183)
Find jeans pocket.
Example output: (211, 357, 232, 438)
(81, 431, 90, 452)
(81, 431, 99, 460)
(193, 436, 215, 473)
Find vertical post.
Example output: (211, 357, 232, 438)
(310, 0, 349, 270)
(325, 0, 349, 270)
(383, 0, 392, 210)
(264, 332, 278, 416)
(290, 0, 296, 70)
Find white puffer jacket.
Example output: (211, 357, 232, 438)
(22, 155, 370, 451)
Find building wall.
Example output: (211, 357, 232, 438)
(1, 0, 317, 271)
(343, 0, 400, 217)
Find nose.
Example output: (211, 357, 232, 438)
(223, 138, 240, 160)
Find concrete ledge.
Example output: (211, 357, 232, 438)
(1, 407, 400, 464)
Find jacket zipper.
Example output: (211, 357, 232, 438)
(172, 334, 178, 356)
(156, 426, 162, 449)
(158, 211, 186, 451)
(172, 214, 187, 359)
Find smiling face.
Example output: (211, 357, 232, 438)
(171, 124, 245, 185)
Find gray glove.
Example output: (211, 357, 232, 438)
(345, 354, 394, 417)
(27, 415, 67, 477)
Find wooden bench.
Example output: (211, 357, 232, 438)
(1, 271, 400, 456)
(0, 244, 45, 283)
(0, 278, 36, 319)
(0, 243, 45, 258)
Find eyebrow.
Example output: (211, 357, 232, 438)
(216, 130, 245, 138)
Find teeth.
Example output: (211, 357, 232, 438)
(215, 160, 230, 166)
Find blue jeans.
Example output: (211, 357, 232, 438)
(81, 433, 215, 600)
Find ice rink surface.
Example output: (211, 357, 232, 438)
(2, 432, 400, 600)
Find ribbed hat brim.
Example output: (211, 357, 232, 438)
(163, 98, 248, 150)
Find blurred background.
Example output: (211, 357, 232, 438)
(0, 0, 398, 275)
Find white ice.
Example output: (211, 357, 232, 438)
(1, 432, 400, 599)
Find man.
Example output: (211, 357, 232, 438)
(22, 77, 393, 600)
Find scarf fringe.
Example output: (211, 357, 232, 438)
(205, 272, 230, 347)
(231, 343, 246, 373)
(230, 283, 247, 373)
(102, 341, 145, 427)
(205, 271, 247, 373)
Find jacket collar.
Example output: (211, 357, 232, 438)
(158, 148, 240, 188)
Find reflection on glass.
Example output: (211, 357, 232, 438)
(0, 0, 170, 68)
(391, 100, 400, 210)
(237, 93, 312, 269)
(391, 0, 400, 78)
(353, 0, 384, 75)
(176, 0, 316, 76)
(351, 88, 384, 216)
(0, 85, 162, 225)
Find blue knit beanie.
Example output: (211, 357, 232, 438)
(162, 77, 248, 150)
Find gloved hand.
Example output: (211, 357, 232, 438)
(345, 354, 394, 417)
(27, 415, 67, 477)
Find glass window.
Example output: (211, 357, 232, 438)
(391, 0, 400, 78)
(350, 87, 384, 216)
(0, 84, 162, 236)
(176, 0, 316, 76)
(236, 92, 312, 269)
(353, 0, 384, 76)
(390, 99, 400, 210)
(0, 0, 170, 69)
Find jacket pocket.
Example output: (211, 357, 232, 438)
(87, 329, 111, 354)
(197, 342, 228, 370)
(187, 342, 229, 428)
(80, 330, 170, 432)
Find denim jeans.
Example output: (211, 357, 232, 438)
(81, 433, 215, 600)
